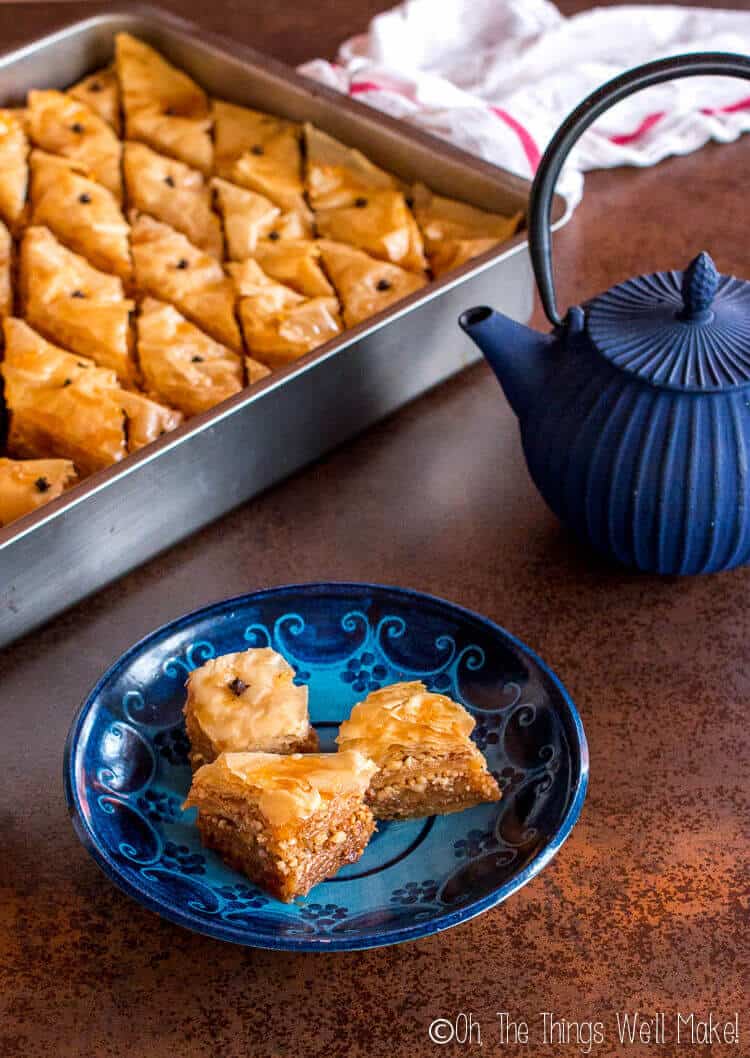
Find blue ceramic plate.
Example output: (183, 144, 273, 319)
(64, 583, 588, 951)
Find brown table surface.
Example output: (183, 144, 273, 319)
(1, 2, 749, 1056)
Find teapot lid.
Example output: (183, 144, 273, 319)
(586, 253, 750, 392)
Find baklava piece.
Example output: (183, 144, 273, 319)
(20, 225, 136, 385)
(0, 456, 77, 526)
(411, 182, 522, 276)
(252, 239, 335, 298)
(115, 33, 213, 174)
(212, 178, 306, 260)
(315, 190, 427, 273)
(304, 123, 399, 209)
(336, 680, 501, 820)
(305, 124, 425, 272)
(26, 90, 122, 201)
(130, 213, 241, 352)
(0, 108, 29, 233)
(68, 65, 121, 135)
(0, 218, 12, 321)
(29, 150, 131, 281)
(137, 297, 249, 417)
(123, 142, 222, 258)
(117, 388, 183, 451)
(184, 646, 319, 768)
(229, 258, 341, 369)
(212, 100, 311, 225)
(184, 750, 377, 901)
(2, 317, 180, 473)
(318, 240, 426, 327)
(2, 317, 128, 473)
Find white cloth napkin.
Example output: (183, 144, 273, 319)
(300, 0, 750, 212)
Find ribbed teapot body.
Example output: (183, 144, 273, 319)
(520, 350, 750, 575)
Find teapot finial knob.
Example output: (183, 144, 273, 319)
(679, 252, 719, 322)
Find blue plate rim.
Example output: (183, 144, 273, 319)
(63, 581, 589, 951)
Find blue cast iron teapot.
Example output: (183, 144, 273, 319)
(460, 53, 750, 575)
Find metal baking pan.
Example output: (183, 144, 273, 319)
(0, 4, 567, 648)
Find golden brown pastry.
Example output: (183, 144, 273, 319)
(0, 456, 77, 526)
(136, 297, 247, 416)
(245, 356, 271, 385)
(212, 100, 310, 221)
(2, 317, 128, 474)
(0, 218, 12, 321)
(2, 317, 180, 472)
(211, 177, 308, 260)
(184, 647, 319, 768)
(315, 191, 426, 273)
(252, 239, 334, 298)
(336, 681, 501, 820)
(0, 108, 29, 233)
(20, 226, 136, 385)
(123, 142, 222, 258)
(184, 750, 377, 901)
(304, 123, 399, 209)
(26, 90, 122, 201)
(29, 150, 131, 281)
(68, 66, 121, 135)
(229, 258, 341, 369)
(411, 182, 522, 276)
(317, 240, 426, 327)
(130, 213, 241, 352)
(116, 33, 212, 174)
(118, 388, 183, 451)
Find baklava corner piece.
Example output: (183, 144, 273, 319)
(115, 32, 212, 174)
(68, 65, 122, 136)
(183, 646, 319, 769)
(184, 750, 377, 901)
(0, 456, 77, 527)
(336, 680, 501, 820)
(411, 182, 523, 276)
(0, 107, 29, 234)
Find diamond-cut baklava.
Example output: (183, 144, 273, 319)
(336, 680, 501, 819)
(229, 258, 341, 368)
(184, 750, 377, 901)
(184, 646, 319, 768)
(26, 89, 122, 201)
(0, 108, 29, 233)
(130, 212, 241, 351)
(115, 33, 213, 174)
(20, 225, 136, 385)
(29, 150, 132, 281)
(0, 34, 522, 527)
(0, 456, 77, 526)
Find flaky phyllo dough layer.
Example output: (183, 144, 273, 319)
(0, 32, 521, 527)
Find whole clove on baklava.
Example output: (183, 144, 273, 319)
(183, 646, 319, 768)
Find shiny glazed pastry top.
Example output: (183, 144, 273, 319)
(336, 680, 476, 761)
(185, 749, 378, 826)
(185, 647, 312, 753)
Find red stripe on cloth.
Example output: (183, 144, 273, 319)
(609, 110, 665, 145)
(350, 81, 387, 95)
(490, 106, 541, 172)
(701, 94, 750, 115)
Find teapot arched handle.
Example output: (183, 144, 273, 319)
(529, 52, 750, 327)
